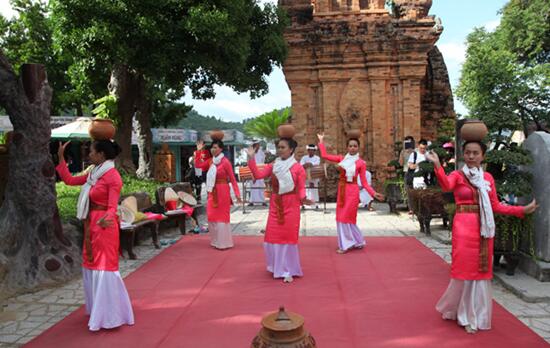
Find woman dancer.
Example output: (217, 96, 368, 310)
(247, 125, 312, 283)
(56, 140, 134, 331)
(426, 139, 537, 333)
(195, 137, 242, 250)
(317, 132, 384, 254)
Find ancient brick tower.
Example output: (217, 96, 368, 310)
(279, 0, 455, 187)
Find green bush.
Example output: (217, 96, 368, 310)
(56, 174, 164, 221)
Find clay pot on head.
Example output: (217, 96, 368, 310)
(277, 124, 296, 139)
(460, 120, 488, 142)
(346, 129, 362, 139)
(210, 130, 225, 141)
(89, 118, 116, 140)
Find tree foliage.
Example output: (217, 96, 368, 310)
(244, 107, 291, 140)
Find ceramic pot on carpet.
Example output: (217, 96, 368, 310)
(251, 307, 316, 348)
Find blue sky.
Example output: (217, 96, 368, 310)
(0, 0, 510, 121)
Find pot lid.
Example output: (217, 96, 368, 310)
(261, 306, 304, 332)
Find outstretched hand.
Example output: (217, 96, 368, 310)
(524, 199, 538, 215)
(57, 141, 71, 163)
(301, 198, 314, 206)
(317, 133, 325, 143)
(374, 192, 385, 202)
(246, 146, 256, 159)
(196, 140, 204, 151)
(425, 150, 441, 168)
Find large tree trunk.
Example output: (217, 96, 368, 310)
(0, 53, 80, 299)
(135, 75, 154, 179)
(108, 64, 138, 174)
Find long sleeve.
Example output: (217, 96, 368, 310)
(358, 162, 376, 197)
(194, 150, 211, 171)
(225, 160, 240, 199)
(104, 172, 122, 221)
(487, 174, 525, 218)
(56, 161, 87, 186)
(295, 165, 306, 200)
(434, 165, 460, 192)
(318, 142, 343, 163)
(248, 159, 273, 180)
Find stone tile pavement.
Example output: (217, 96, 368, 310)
(1, 202, 549, 346)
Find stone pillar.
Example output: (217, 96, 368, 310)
(522, 132, 550, 281)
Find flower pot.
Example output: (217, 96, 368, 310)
(209, 130, 224, 141)
(277, 124, 296, 139)
(460, 120, 488, 142)
(346, 129, 361, 139)
(89, 118, 116, 140)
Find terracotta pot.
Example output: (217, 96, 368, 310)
(251, 307, 316, 348)
(89, 118, 116, 140)
(346, 129, 361, 139)
(210, 130, 225, 141)
(460, 120, 488, 142)
(277, 124, 296, 139)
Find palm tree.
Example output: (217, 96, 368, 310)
(244, 107, 291, 141)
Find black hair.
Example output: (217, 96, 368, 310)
(92, 140, 121, 160)
(210, 139, 225, 150)
(404, 135, 415, 141)
(462, 141, 488, 155)
(277, 137, 298, 154)
(347, 138, 360, 147)
(308, 143, 316, 148)
(418, 139, 428, 146)
(404, 135, 415, 149)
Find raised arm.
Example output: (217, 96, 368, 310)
(248, 158, 273, 180)
(358, 162, 376, 197)
(318, 142, 343, 163)
(225, 160, 240, 199)
(433, 165, 461, 192)
(56, 161, 88, 186)
(194, 150, 211, 171)
(487, 174, 525, 218)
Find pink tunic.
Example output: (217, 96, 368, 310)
(434, 166, 524, 280)
(248, 159, 306, 244)
(319, 142, 376, 224)
(195, 154, 240, 223)
(56, 162, 122, 271)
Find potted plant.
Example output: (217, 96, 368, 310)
(89, 95, 117, 140)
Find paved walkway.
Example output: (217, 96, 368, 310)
(1, 202, 549, 346)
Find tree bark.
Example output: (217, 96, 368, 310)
(108, 64, 138, 174)
(0, 53, 80, 299)
(135, 75, 154, 179)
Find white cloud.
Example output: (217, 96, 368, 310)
(0, 1, 16, 19)
(484, 19, 500, 32)
(438, 42, 466, 65)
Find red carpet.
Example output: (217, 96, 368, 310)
(25, 236, 548, 348)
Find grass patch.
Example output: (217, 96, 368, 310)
(56, 174, 164, 221)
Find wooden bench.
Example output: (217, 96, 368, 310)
(119, 192, 162, 259)
(154, 183, 203, 234)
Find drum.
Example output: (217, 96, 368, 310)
(238, 164, 265, 181)
(306, 164, 326, 180)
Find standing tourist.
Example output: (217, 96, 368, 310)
(317, 132, 384, 254)
(56, 140, 134, 331)
(195, 133, 242, 250)
(300, 144, 321, 210)
(426, 121, 537, 334)
(248, 141, 267, 206)
(247, 124, 312, 283)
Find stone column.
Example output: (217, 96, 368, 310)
(522, 132, 550, 281)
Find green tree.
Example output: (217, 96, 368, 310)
(244, 107, 291, 141)
(51, 0, 289, 177)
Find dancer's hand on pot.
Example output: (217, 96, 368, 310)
(524, 199, 539, 215)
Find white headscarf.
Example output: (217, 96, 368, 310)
(338, 153, 359, 182)
(206, 153, 224, 193)
(462, 165, 495, 238)
(76, 160, 115, 220)
(273, 155, 297, 194)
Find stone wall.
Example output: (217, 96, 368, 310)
(280, 0, 455, 195)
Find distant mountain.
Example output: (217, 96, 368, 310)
(176, 110, 246, 132)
